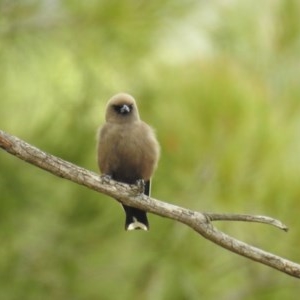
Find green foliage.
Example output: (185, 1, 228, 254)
(1, 0, 300, 299)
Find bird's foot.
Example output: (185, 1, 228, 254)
(135, 179, 145, 194)
(101, 174, 112, 184)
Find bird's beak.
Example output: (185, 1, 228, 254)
(120, 104, 131, 114)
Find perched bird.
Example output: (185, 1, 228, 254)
(97, 93, 160, 230)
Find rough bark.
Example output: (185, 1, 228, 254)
(1, 130, 299, 278)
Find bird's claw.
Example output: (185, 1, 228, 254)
(135, 179, 145, 194)
(101, 174, 112, 184)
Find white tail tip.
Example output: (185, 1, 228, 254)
(127, 218, 149, 231)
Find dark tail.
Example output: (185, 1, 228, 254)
(123, 180, 150, 231)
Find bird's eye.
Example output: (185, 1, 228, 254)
(113, 104, 133, 115)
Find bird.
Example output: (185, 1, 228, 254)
(97, 93, 160, 230)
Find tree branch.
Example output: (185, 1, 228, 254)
(205, 213, 289, 231)
(1, 129, 299, 278)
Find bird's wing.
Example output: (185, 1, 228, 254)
(144, 180, 151, 196)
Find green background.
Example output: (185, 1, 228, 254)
(1, 0, 300, 299)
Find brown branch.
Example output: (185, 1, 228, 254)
(205, 213, 289, 231)
(0, 129, 300, 278)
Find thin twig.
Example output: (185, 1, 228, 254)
(0, 129, 299, 278)
(205, 213, 289, 231)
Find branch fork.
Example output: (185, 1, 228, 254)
(0, 129, 299, 278)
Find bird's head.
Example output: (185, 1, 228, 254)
(105, 93, 140, 123)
